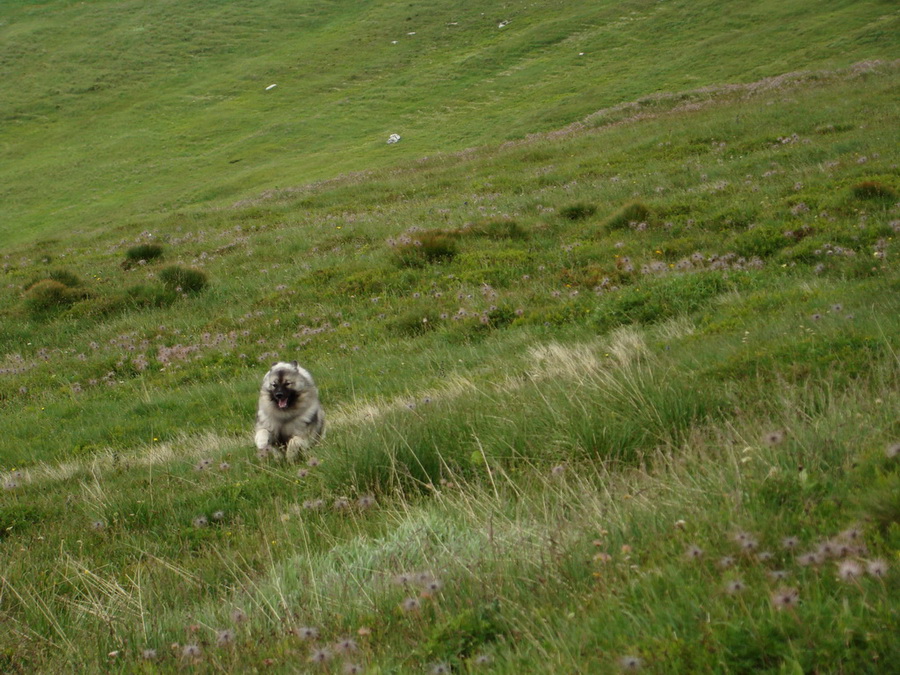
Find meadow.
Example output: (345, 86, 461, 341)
(1, 0, 899, 672)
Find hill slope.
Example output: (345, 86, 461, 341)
(1, 0, 897, 243)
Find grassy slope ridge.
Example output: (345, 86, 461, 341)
(1, 0, 900, 673)
(1, 0, 897, 244)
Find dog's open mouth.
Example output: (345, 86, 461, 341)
(277, 397, 289, 409)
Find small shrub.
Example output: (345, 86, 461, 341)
(24, 279, 83, 315)
(850, 181, 896, 201)
(159, 266, 208, 294)
(25, 269, 82, 290)
(387, 308, 441, 337)
(394, 233, 457, 267)
(124, 284, 177, 308)
(603, 202, 652, 230)
(732, 225, 790, 258)
(125, 243, 164, 262)
(465, 219, 529, 239)
(559, 203, 597, 221)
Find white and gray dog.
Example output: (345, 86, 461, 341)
(254, 361, 325, 461)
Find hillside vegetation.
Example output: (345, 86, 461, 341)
(1, 0, 899, 673)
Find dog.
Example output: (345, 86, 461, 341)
(254, 361, 325, 461)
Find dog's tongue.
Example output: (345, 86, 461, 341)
(278, 398, 288, 409)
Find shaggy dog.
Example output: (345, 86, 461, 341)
(254, 361, 324, 461)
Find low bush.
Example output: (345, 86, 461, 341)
(393, 232, 458, 267)
(603, 202, 652, 230)
(24, 279, 85, 316)
(125, 243, 164, 263)
(559, 203, 597, 221)
(158, 265, 208, 294)
(850, 180, 896, 201)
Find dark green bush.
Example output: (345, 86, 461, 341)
(603, 202, 652, 230)
(26, 269, 82, 290)
(464, 219, 529, 239)
(732, 225, 790, 258)
(124, 284, 177, 308)
(125, 243, 164, 262)
(850, 181, 896, 201)
(24, 279, 85, 316)
(394, 233, 458, 267)
(158, 266, 208, 294)
(559, 203, 597, 221)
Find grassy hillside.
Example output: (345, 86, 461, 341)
(1, 0, 899, 673)
(1, 0, 897, 244)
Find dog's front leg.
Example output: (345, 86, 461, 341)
(285, 435, 309, 463)
(254, 428, 271, 452)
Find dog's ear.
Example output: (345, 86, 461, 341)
(271, 362, 279, 369)
(291, 361, 299, 369)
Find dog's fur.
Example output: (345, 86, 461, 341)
(254, 361, 324, 461)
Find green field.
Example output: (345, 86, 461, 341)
(1, 0, 899, 672)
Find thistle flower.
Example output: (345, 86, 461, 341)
(182, 644, 202, 659)
(307, 457, 321, 467)
(400, 597, 421, 613)
(212, 510, 225, 521)
(725, 579, 746, 595)
(797, 552, 821, 567)
(333, 638, 358, 654)
(885, 442, 900, 459)
(294, 626, 319, 641)
(472, 654, 493, 666)
(218, 461, 231, 471)
(757, 551, 774, 563)
(141, 648, 158, 661)
(429, 663, 451, 675)
(333, 497, 351, 511)
(393, 573, 412, 586)
(618, 655, 643, 671)
(550, 464, 566, 476)
(770, 586, 799, 611)
(193, 516, 208, 528)
(216, 629, 235, 647)
(422, 578, 444, 595)
(866, 559, 889, 578)
(837, 560, 863, 582)
(768, 570, 790, 581)
(90, 520, 106, 531)
(343, 663, 365, 674)
(763, 430, 785, 446)
(717, 556, 735, 570)
(230, 608, 248, 625)
(838, 526, 864, 542)
(780, 536, 800, 550)
(357, 495, 376, 509)
(685, 545, 704, 561)
(308, 647, 332, 665)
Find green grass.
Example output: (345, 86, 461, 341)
(1, 0, 899, 672)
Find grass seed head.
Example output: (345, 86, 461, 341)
(181, 644, 202, 659)
(725, 579, 746, 595)
(685, 545, 704, 561)
(770, 587, 799, 610)
(334, 638, 358, 654)
(866, 559, 889, 578)
(619, 655, 643, 671)
(216, 629, 235, 646)
(294, 626, 320, 641)
(837, 560, 863, 582)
